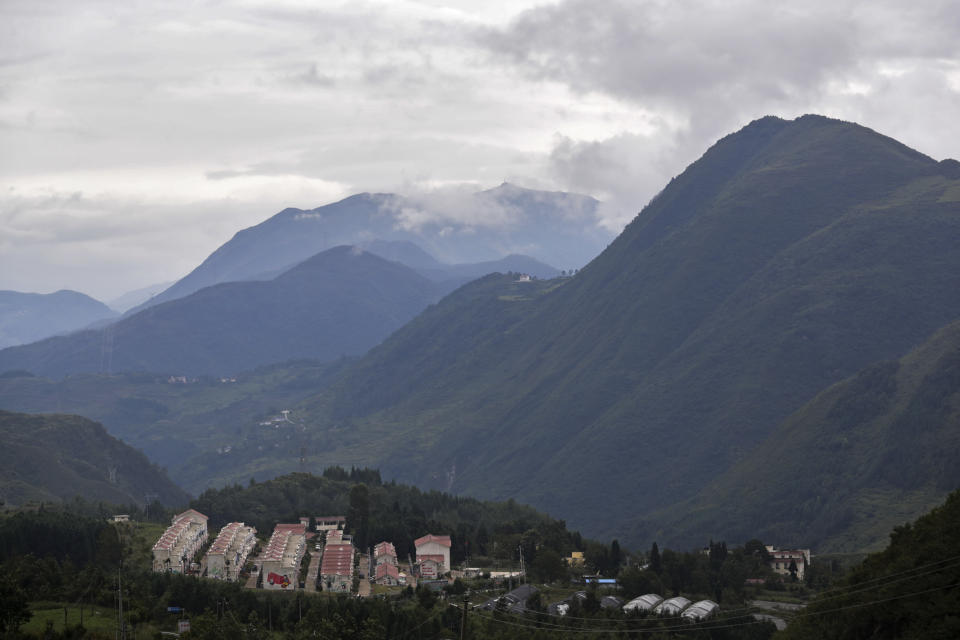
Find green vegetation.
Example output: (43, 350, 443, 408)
(0, 411, 189, 508)
(780, 489, 960, 639)
(0, 360, 345, 482)
(651, 317, 960, 553)
(191, 467, 587, 570)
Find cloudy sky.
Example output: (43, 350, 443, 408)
(2, 0, 958, 301)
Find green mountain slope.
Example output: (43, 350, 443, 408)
(0, 247, 443, 378)
(0, 410, 189, 507)
(0, 359, 344, 474)
(779, 489, 960, 639)
(644, 315, 960, 553)
(270, 115, 960, 549)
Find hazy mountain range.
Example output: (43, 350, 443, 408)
(0, 290, 117, 349)
(2, 115, 959, 554)
(130, 183, 603, 313)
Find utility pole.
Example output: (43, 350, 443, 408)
(459, 593, 469, 640)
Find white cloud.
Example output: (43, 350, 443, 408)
(1, 0, 958, 298)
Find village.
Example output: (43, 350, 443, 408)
(149, 509, 464, 595)
(148, 508, 812, 625)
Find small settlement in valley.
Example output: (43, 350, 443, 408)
(150, 510, 457, 595)
(149, 510, 813, 623)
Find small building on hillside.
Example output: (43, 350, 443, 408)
(374, 562, 400, 586)
(320, 542, 355, 592)
(152, 509, 209, 574)
(417, 555, 444, 580)
(261, 523, 306, 590)
(414, 533, 451, 573)
(314, 516, 346, 532)
(204, 522, 257, 581)
(373, 541, 398, 567)
(766, 546, 811, 581)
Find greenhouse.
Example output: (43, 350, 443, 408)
(654, 596, 692, 616)
(622, 593, 663, 613)
(681, 599, 719, 621)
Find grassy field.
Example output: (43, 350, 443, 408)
(22, 602, 161, 638)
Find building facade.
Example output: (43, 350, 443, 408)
(414, 533, 451, 573)
(766, 546, 811, 580)
(320, 542, 354, 592)
(261, 523, 307, 590)
(152, 509, 209, 574)
(204, 522, 257, 581)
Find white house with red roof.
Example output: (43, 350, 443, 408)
(415, 533, 451, 574)
(373, 541, 398, 567)
(204, 522, 257, 581)
(152, 509, 208, 574)
(375, 562, 400, 586)
(261, 523, 307, 590)
(320, 542, 355, 592)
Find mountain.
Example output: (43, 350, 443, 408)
(0, 289, 117, 349)
(0, 360, 344, 475)
(644, 316, 960, 552)
(0, 410, 189, 507)
(0, 246, 442, 378)
(131, 184, 605, 311)
(359, 240, 561, 282)
(108, 280, 174, 312)
(780, 488, 960, 639)
(213, 114, 960, 550)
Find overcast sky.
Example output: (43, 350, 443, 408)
(2, 0, 958, 301)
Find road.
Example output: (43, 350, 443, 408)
(750, 599, 806, 612)
(305, 552, 321, 592)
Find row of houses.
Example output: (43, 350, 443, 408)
(151, 509, 209, 574)
(261, 523, 308, 590)
(370, 533, 452, 586)
(151, 510, 260, 582)
(206, 521, 257, 581)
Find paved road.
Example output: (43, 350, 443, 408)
(358, 578, 371, 597)
(750, 599, 806, 612)
(244, 562, 260, 589)
(305, 552, 322, 592)
(752, 613, 787, 631)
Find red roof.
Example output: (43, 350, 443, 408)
(376, 563, 400, 579)
(418, 554, 444, 565)
(320, 543, 354, 577)
(414, 534, 451, 548)
(176, 508, 208, 522)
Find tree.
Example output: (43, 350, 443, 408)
(0, 578, 31, 634)
(347, 484, 370, 550)
(649, 542, 662, 575)
(610, 539, 622, 576)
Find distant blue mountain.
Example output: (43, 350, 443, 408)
(0, 289, 117, 349)
(0, 246, 443, 378)
(132, 184, 606, 312)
